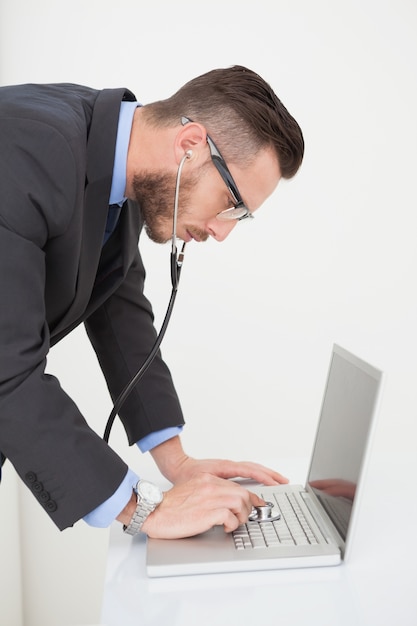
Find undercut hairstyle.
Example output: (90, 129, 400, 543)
(142, 65, 304, 179)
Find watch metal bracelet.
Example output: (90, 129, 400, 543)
(123, 503, 150, 535)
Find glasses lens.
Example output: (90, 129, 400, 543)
(216, 206, 252, 221)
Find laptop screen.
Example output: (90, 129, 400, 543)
(307, 347, 382, 540)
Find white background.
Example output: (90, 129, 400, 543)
(0, 1, 416, 625)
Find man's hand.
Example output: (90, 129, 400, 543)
(150, 436, 289, 487)
(141, 472, 266, 539)
(116, 435, 290, 539)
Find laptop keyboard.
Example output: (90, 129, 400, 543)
(232, 492, 319, 550)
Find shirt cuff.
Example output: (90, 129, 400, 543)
(136, 425, 183, 453)
(83, 467, 139, 528)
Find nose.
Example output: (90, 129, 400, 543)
(206, 218, 237, 242)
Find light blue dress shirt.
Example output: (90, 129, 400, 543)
(83, 101, 183, 527)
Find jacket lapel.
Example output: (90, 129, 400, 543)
(51, 88, 136, 342)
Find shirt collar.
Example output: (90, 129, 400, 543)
(109, 100, 140, 206)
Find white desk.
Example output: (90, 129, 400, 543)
(101, 459, 417, 626)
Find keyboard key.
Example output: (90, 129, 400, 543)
(232, 491, 320, 550)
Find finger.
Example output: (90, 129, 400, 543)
(220, 461, 289, 485)
(198, 481, 257, 526)
(222, 511, 243, 533)
(219, 490, 267, 530)
(248, 490, 267, 508)
(203, 510, 244, 534)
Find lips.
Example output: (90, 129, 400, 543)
(186, 229, 201, 243)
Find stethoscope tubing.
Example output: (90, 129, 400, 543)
(103, 152, 190, 443)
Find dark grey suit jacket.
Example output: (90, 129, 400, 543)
(0, 83, 184, 530)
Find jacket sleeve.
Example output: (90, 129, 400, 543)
(0, 117, 128, 531)
(84, 243, 185, 446)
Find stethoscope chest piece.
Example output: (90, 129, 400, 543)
(248, 502, 281, 523)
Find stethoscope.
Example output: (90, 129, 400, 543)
(102, 152, 281, 525)
(103, 150, 191, 443)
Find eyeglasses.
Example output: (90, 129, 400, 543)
(181, 116, 253, 222)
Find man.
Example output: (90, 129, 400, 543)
(0, 65, 304, 539)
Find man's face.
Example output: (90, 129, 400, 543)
(132, 145, 281, 245)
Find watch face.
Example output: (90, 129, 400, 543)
(138, 480, 163, 505)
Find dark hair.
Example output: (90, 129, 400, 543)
(143, 65, 304, 179)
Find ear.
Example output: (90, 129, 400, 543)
(174, 121, 207, 164)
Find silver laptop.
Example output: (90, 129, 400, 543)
(146, 344, 383, 577)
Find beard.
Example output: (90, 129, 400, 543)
(131, 169, 198, 244)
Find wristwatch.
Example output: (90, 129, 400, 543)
(123, 479, 164, 536)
